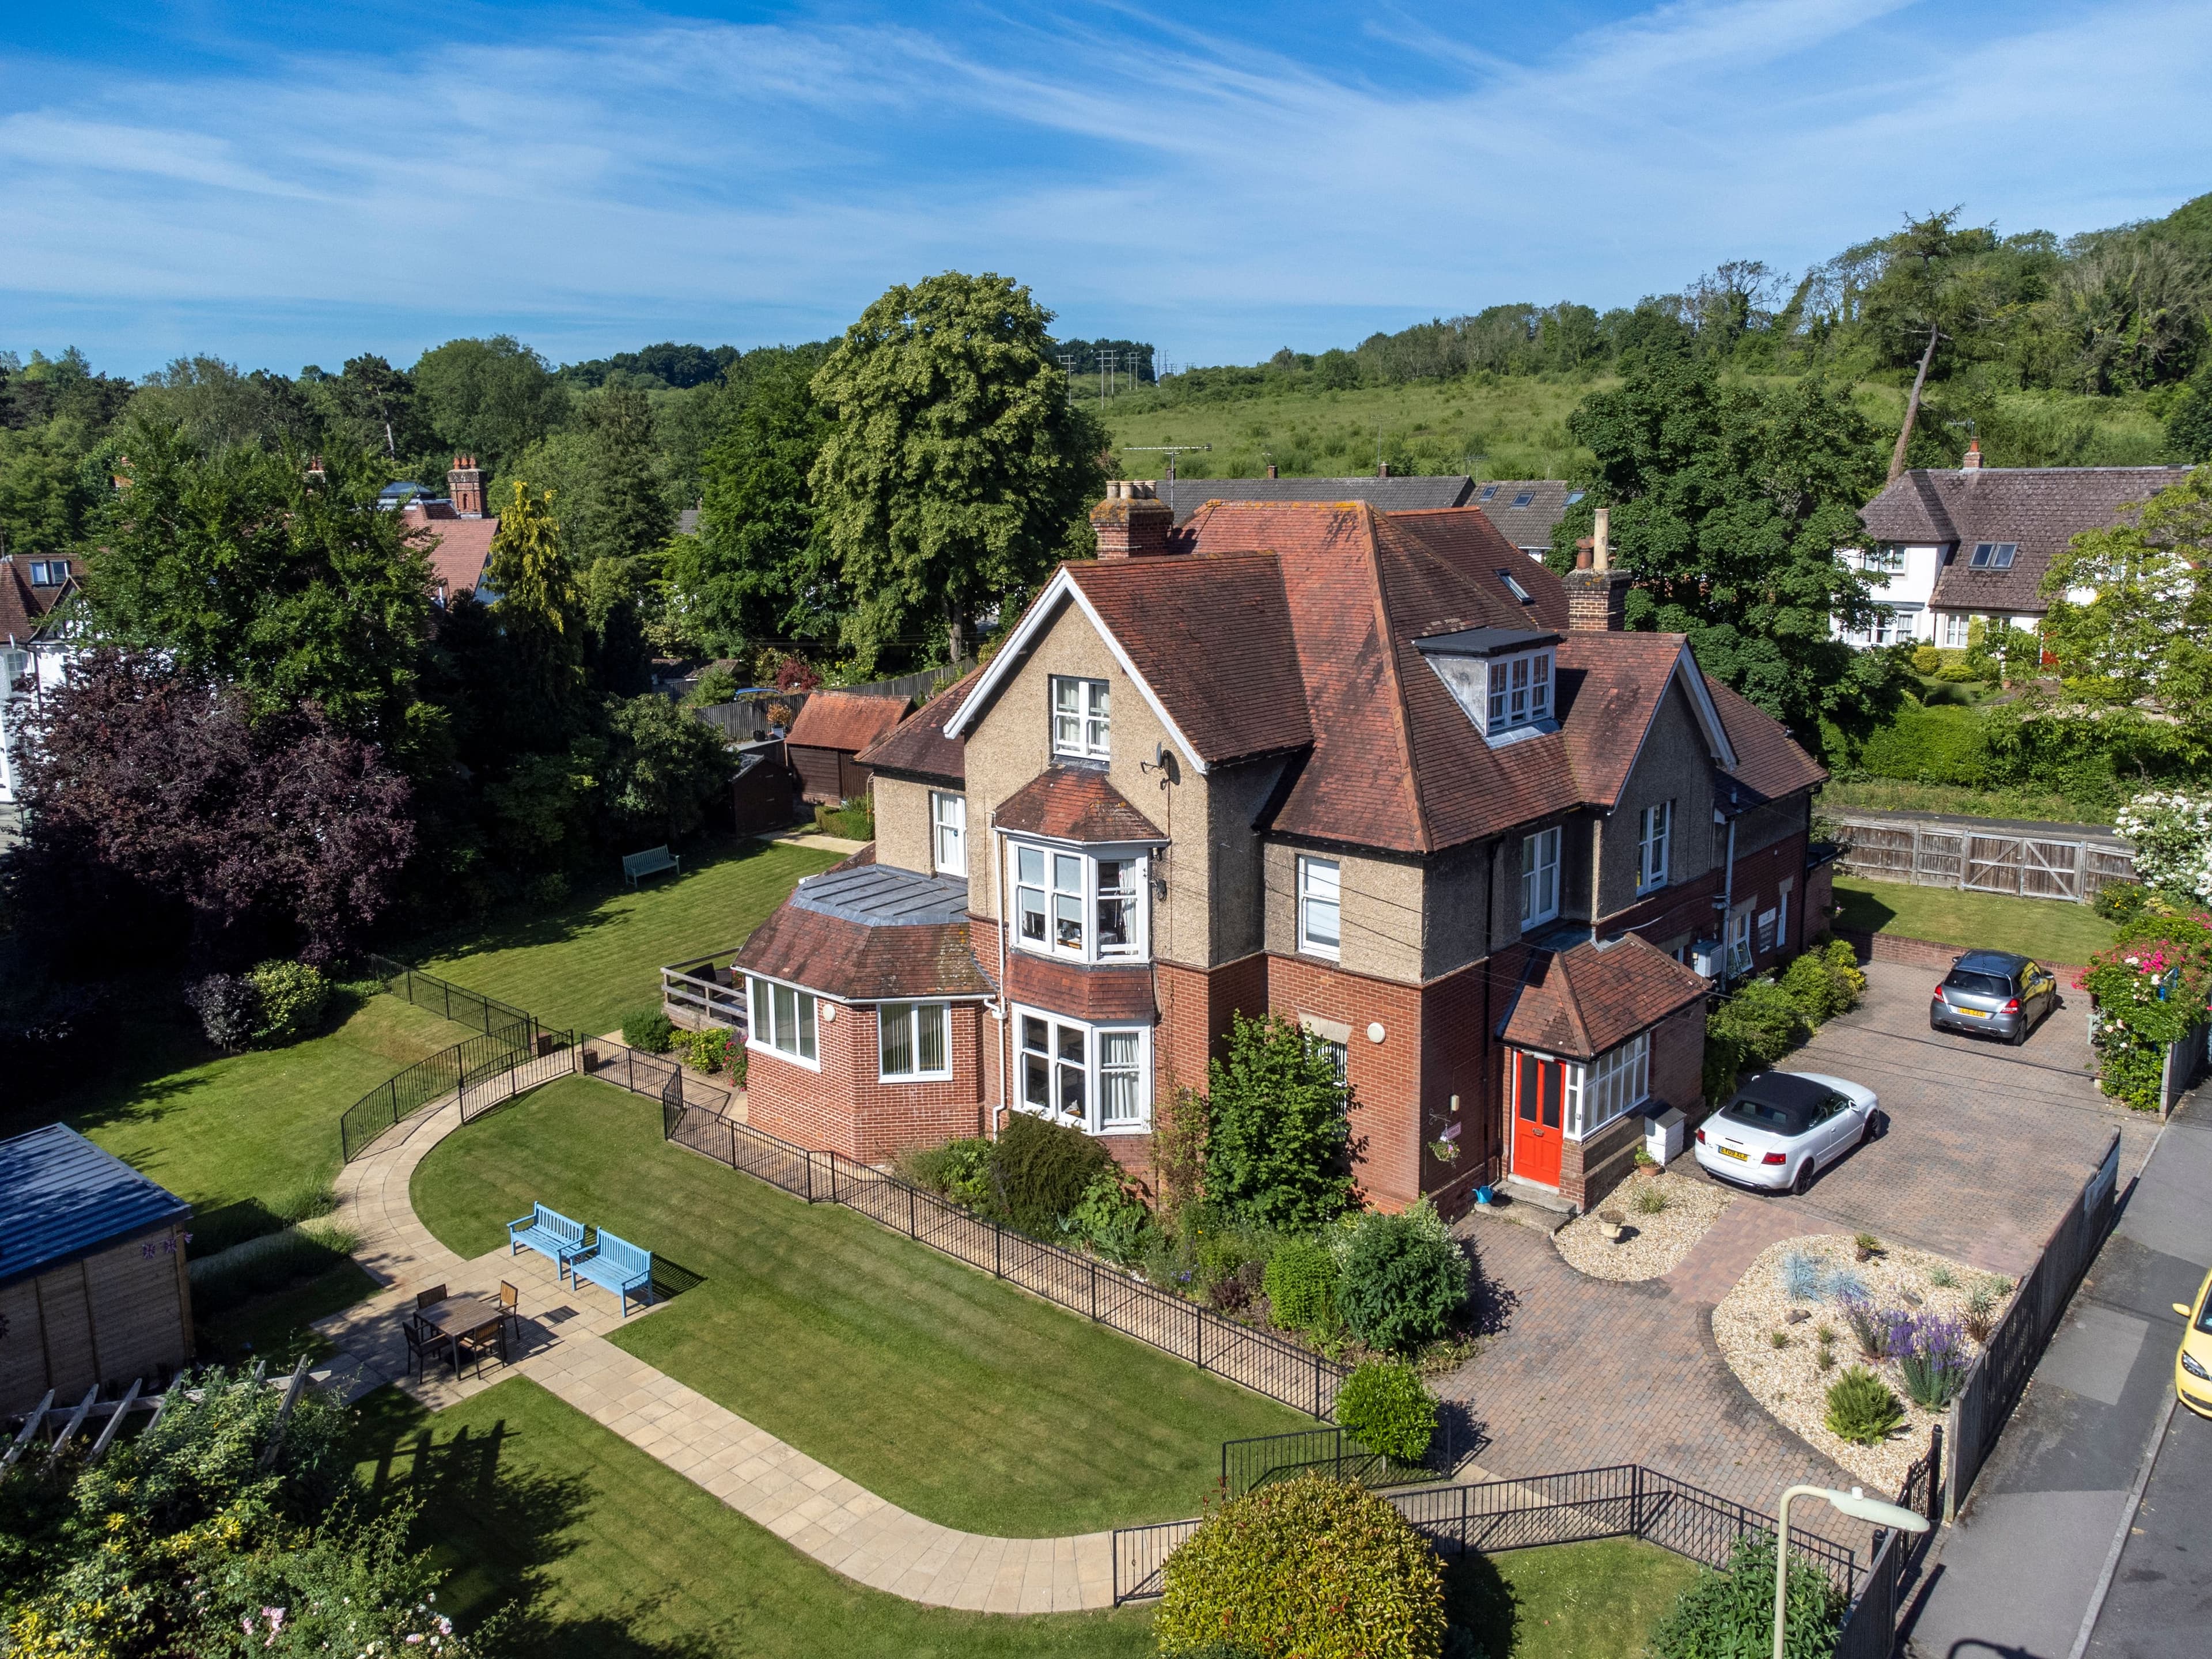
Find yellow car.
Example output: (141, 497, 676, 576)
(2176, 1266, 2212, 1418)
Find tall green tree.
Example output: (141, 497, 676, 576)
(675, 346, 840, 656)
(87, 418, 432, 739)
(1551, 352, 1896, 745)
(1204, 1013, 1356, 1228)
(574, 384, 673, 564)
(411, 335, 571, 479)
(485, 478, 585, 717)
(2041, 465, 2212, 745)
(810, 272, 1106, 669)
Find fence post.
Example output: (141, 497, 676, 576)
(1195, 1304, 1203, 1372)
(909, 1185, 917, 1240)
(1633, 1463, 1645, 1540)
(1090, 1260, 1099, 1323)
(1926, 1425, 1943, 1524)
(994, 1225, 1002, 1279)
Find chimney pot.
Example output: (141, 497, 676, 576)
(1962, 440, 1983, 471)
(1592, 505, 1611, 573)
(1377, 461, 1391, 479)
(1266, 463, 1278, 479)
(1090, 479, 1173, 558)
(448, 454, 486, 518)
(1574, 539, 1593, 571)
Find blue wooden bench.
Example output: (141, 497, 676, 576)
(570, 1229, 654, 1317)
(622, 846, 681, 888)
(506, 1204, 587, 1279)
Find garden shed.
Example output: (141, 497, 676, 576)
(786, 691, 910, 804)
(0, 1124, 195, 1412)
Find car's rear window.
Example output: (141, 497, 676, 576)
(1720, 1097, 1813, 1137)
(1944, 971, 2012, 996)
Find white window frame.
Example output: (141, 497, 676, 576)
(877, 1000, 952, 1082)
(1637, 801, 1671, 895)
(1297, 856, 1341, 960)
(1520, 827, 1561, 930)
(1484, 648, 1553, 737)
(930, 791, 966, 876)
(1012, 1006, 1151, 1135)
(1007, 837, 1149, 964)
(1778, 878, 1792, 951)
(1862, 546, 1906, 574)
(1563, 1032, 1650, 1139)
(746, 974, 821, 1070)
(1051, 675, 1111, 759)
(1726, 907, 1753, 976)
(1941, 612, 1971, 649)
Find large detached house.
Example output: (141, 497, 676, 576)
(723, 482, 1827, 1214)
(1845, 444, 2195, 649)
(1, 552, 81, 844)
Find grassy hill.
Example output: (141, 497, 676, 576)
(1100, 373, 2174, 484)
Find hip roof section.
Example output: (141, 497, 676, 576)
(1500, 934, 1710, 1060)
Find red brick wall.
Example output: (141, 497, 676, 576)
(745, 999, 989, 1161)
(1648, 999, 1709, 1127)
(1267, 955, 1426, 1213)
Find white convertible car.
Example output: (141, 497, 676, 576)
(1692, 1071, 1878, 1195)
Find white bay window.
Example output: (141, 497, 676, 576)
(1009, 839, 1149, 963)
(1016, 1008, 1150, 1134)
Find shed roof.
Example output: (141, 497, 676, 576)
(0, 1124, 191, 1287)
(787, 690, 911, 756)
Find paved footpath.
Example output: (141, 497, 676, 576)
(315, 1080, 1116, 1613)
(1899, 1092, 2211, 1658)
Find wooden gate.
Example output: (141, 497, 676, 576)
(1834, 816, 2133, 907)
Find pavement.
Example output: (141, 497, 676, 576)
(1899, 1092, 2212, 1658)
(316, 1075, 1119, 1613)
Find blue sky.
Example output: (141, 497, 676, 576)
(3, 1, 2208, 377)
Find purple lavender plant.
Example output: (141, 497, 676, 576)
(1899, 1314, 1968, 1409)
(1838, 1291, 1895, 1359)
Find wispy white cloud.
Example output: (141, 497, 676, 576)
(0, 1, 2205, 370)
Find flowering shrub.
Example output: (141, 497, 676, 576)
(1897, 1314, 1969, 1410)
(2115, 791, 2212, 900)
(2078, 917, 2212, 1110)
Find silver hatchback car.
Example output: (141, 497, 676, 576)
(1930, 950, 2058, 1045)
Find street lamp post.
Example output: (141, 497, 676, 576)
(1772, 1483, 1929, 1659)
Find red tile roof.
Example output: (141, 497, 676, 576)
(1500, 934, 1709, 1060)
(1707, 674, 1828, 804)
(400, 503, 498, 598)
(1, 556, 72, 643)
(1005, 953, 1156, 1022)
(1065, 552, 1313, 764)
(995, 767, 1165, 843)
(733, 904, 991, 1001)
(855, 669, 979, 783)
(787, 691, 911, 756)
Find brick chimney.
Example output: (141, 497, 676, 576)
(1563, 507, 1626, 630)
(1961, 439, 1983, 472)
(448, 454, 486, 518)
(1266, 463, 1278, 479)
(1376, 461, 1392, 479)
(1090, 479, 1174, 558)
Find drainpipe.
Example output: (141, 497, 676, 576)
(1718, 802, 1738, 988)
(991, 809, 1007, 1138)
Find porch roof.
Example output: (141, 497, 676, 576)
(1498, 933, 1709, 1060)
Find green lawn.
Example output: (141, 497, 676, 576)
(349, 1377, 1155, 1659)
(411, 1075, 1310, 1535)
(1834, 875, 2117, 965)
(1449, 1537, 1701, 1659)
(403, 837, 840, 1037)
(9, 988, 461, 1222)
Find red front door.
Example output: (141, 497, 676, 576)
(1513, 1050, 1564, 1187)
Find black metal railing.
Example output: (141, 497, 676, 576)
(1220, 1425, 1451, 1497)
(1833, 1430, 1942, 1658)
(339, 1024, 578, 1161)
(617, 1082, 1347, 1419)
(1112, 1463, 1861, 1606)
(362, 952, 535, 1040)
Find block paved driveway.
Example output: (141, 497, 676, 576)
(1439, 961, 2156, 1541)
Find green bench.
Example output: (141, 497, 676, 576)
(622, 846, 681, 888)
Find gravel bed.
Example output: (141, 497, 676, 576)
(1553, 1170, 1732, 1282)
(1714, 1234, 2015, 1492)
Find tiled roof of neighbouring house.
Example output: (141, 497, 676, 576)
(855, 669, 981, 783)
(1860, 465, 2195, 615)
(1160, 474, 1476, 525)
(1469, 480, 1579, 555)
(0, 1124, 192, 1287)
(1498, 934, 1710, 1060)
(995, 767, 1166, 844)
(1, 555, 73, 644)
(400, 502, 500, 599)
(786, 690, 911, 756)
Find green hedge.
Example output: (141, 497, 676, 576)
(1856, 703, 1991, 786)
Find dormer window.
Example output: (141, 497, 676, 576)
(1414, 627, 1561, 750)
(1051, 676, 1109, 759)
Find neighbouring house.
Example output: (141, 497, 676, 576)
(785, 691, 911, 805)
(0, 1124, 195, 1412)
(1, 552, 82, 845)
(1844, 442, 2196, 650)
(703, 479, 1826, 1214)
(1469, 480, 1584, 559)
(395, 456, 501, 605)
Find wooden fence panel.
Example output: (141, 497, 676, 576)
(1964, 835, 2022, 894)
(1915, 829, 1965, 887)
